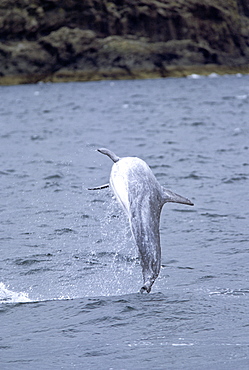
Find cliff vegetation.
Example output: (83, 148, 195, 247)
(0, 0, 249, 84)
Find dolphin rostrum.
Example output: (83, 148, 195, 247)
(89, 148, 194, 293)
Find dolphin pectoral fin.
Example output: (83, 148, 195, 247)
(163, 188, 194, 206)
(88, 183, 109, 190)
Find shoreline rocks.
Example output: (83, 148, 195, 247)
(0, 0, 249, 85)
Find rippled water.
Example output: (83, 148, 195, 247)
(0, 75, 248, 369)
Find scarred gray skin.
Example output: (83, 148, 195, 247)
(89, 148, 194, 293)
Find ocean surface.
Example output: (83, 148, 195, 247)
(0, 74, 248, 369)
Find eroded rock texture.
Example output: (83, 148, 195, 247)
(0, 0, 248, 84)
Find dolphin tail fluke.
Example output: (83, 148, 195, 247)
(88, 183, 109, 190)
(162, 188, 194, 206)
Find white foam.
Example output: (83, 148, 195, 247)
(236, 94, 247, 100)
(187, 74, 202, 79)
(208, 72, 219, 78)
(0, 282, 31, 304)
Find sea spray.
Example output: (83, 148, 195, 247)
(0, 282, 31, 304)
(85, 196, 141, 296)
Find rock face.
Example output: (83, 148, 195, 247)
(0, 0, 249, 84)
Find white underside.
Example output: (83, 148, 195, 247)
(110, 157, 151, 216)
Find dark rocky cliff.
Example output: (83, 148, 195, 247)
(0, 0, 249, 84)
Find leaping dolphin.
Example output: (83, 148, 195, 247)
(89, 148, 194, 293)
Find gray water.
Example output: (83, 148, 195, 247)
(0, 74, 248, 369)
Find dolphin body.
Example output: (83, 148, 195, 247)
(89, 148, 194, 293)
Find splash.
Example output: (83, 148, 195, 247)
(0, 282, 31, 304)
(84, 198, 141, 296)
